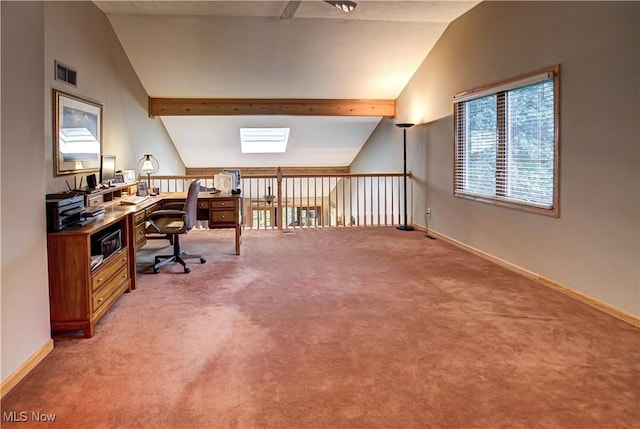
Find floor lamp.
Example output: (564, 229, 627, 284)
(395, 123, 415, 231)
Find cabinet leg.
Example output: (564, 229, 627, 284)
(83, 324, 94, 338)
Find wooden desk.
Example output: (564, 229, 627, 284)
(112, 196, 163, 290)
(46, 192, 241, 337)
(115, 192, 241, 289)
(160, 192, 242, 256)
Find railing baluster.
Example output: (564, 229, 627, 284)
(377, 176, 380, 226)
(342, 176, 346, 227)
(151, 172, 410, 231)
(321, 176, 324, 228)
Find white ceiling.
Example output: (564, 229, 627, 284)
(95, 1, 480, 168)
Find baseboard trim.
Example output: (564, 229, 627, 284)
(1, 339, 54, 399)
(414, 224, 640, 328)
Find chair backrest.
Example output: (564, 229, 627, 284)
(183, 179, 200, 231)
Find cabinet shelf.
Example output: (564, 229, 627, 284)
(86, 182, 138, 207)
(47, 212, 132, 338)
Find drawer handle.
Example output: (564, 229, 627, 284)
(98, 297, 105, 303)
(221, 215, 225, 218)
(139, 230, 145, 235)
(123, 257, 127, 262)
(97, 278, 103, 283)
(221, 202, 225, 206)
(122, 274, 127, 280)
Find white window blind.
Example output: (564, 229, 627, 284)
(454, 67, 559, 215)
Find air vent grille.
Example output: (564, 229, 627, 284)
(55, 61, 77, 86)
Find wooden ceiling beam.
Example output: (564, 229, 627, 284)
(148, 97, 396, 117)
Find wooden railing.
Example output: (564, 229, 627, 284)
(146, 170, 413, 230)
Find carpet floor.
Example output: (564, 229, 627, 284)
(2, 227, 639, 428)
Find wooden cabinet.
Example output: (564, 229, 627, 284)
(126, 201, 161, 290)
(132, 202, 160, 251)
(197, 199, 210, 223)
(86, 182, 137, 207)
(133, 210, 147, 249)
(158, 194, 241, 254)
(47, 213, 131, 338)
(209, 196, 242, 255)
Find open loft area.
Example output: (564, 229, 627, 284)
(1, 1, 638, 426)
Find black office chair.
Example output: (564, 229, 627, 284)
(146, 179, 206, 273)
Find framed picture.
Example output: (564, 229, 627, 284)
(122, 170, 136, 183)
(114, 172, 125, 184)
(214, 172, 233, 193)
(53, 89, 102, 176)
(137, 181, 148, 197)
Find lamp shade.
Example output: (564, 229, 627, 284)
(325, 1, 357, 13)
(137, 154, 159, 191)
(141, 159, 154, 172)
(395, 123, 415, 129)
(137, 154, 159, 175)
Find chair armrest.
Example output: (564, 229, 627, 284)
(147, 209, 188, 234)
(148, 209, 186, 219)
(161, 202, 184, 210)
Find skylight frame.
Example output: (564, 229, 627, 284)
(240, 127, 290, 153)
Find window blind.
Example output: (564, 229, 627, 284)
(454, 67, 558, 214)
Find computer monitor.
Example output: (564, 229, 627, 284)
(100, 155, 116, 185)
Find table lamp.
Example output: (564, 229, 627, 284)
(137, 154, 159, 191)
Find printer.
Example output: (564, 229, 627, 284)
(45, 193, 86, 232)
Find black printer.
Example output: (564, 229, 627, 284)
(45, 193, 86, 232)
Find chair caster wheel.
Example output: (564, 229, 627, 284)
(184, 267, 191, 273)
(200, 258, 206, 264)
(153, 268, 159, 274)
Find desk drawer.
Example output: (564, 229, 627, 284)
(91, 249, 128, 292)
(145, 204, 160, 217)
(88, 195, 104, 206)
(134, 210, 146, 225)
(134, 222, 147, 249)
(211, 199, 235, 209)
(92, 265, 128, 313)
(211, 210, 236, 223)
(197, 201, 210, 209)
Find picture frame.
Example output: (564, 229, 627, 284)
(214, 172, 233, 193)
(122, 170, 136, 183)
(114, 172, 125, 184)
(137, 181, 148, 197)
(53, 89, 103, 176)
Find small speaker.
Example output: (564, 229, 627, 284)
(86, 174, 97, 189)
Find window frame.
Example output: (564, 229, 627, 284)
(453, 65, 560, 217)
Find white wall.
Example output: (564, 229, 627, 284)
(1, 1, 51, 382)
(44, 1, 184, 195)
(353, 1, 640, 316)
(1, 1, 185, 385)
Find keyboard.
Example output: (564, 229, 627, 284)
(121, 195, 149, 205)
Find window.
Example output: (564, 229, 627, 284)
(240, 128, 289, 153)
(454, 66, 559, 216)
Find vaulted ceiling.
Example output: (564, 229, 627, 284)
(94, 1, 480, 168)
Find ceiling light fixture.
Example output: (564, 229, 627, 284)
(325, 1, 357, 13)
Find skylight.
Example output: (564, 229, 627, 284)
(240, 128, 289, 153)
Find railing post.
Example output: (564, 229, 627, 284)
(277, 167, 283, 231)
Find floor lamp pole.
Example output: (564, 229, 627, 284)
(396, 123, 415, 231)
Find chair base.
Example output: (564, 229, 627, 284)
(153, 234, 206, 274)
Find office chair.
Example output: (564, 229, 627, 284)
(146, 179, 206, 273)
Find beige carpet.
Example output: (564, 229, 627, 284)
(2, 227, 639, 428)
